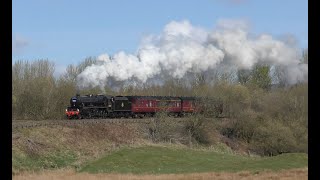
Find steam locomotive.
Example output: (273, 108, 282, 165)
(65, 94, 223, 119)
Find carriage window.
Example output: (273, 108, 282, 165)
(170, 101, 174, 107)
(149, 101, 152, 107)
(159, 101, 167, 106)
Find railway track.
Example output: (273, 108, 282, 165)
(12, 115, 228, 130)
(12, 119, 151, 129)
(12, 118, 190, 130)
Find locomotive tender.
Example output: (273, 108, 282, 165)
(65, 94, 222, 119)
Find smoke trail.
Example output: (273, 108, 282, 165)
(77, 19, 307, 90)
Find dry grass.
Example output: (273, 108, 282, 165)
(12, 123, 147, 174)
(13, 123, 144, 149)
(13, 168, 307, 180)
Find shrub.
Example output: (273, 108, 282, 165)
(251, 120, 298, 156)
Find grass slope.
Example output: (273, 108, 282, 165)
(12, 150, 77, 171)
(80, 146, 308, 174)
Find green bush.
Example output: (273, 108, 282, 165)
(251, 120, 298, 156)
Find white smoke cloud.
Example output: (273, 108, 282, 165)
(284, 63, 308, 84)
(77, 19, 307, 89)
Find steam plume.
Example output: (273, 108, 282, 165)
(77, 19, 307, 89)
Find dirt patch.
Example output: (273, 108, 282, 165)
(13, 168, 308, 180)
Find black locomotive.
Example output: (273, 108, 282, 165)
(66, 94, 132, 119)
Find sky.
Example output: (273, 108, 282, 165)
(12, 0, 308, 77)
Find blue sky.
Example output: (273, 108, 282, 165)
(12, 0, 308, 76)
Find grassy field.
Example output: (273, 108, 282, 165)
(80, 146, 307, 174)
(12, 122, 308, 179)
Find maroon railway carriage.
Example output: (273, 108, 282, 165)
(127, 96, 157, 118)
(179, 97, 197, 115)
(156, 96, 182, 116)
(127, 96, 183, 118)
